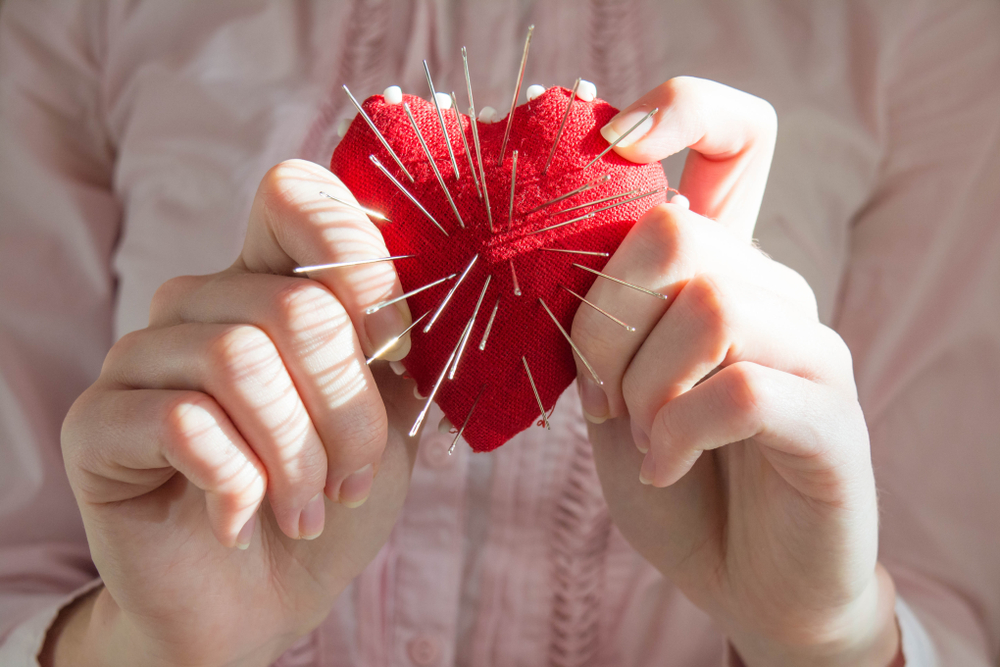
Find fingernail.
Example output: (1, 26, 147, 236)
(339, 464, 374, 508)
(438, 416, 454, 434)
(389, 360, 407, 376)
(365, 304, 410, 362)
(235, 513, 256, 550)
(639, 453, 656, 486)
(631, 421, 650, 454)
(298, 492, 325, 540)
(580, 376, 609, 423)
(600, 109, 655, 148)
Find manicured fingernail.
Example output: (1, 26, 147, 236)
(639, 453, 656, 485)
(365, 304, 410, 362)
(298, 493, 325, 540)
(339, 464, 374, 508)
(580, 376, 609, 423)
(600, 108, 655, 148)
(631, 421, 650, 453)
(235, 513, 256, 550)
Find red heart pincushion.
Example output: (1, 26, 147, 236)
(330, 87, 667, 451)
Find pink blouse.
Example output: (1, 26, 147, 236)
(1, 1, 998, 665)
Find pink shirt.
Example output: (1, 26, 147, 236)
(1, 1, 999, 665)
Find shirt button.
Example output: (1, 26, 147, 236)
(421, 438, 455, 469)
(407, 634, 441, 665)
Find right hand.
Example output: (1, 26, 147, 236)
(57, 160, 424, 667)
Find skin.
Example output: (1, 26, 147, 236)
(50, 78, 901, 666)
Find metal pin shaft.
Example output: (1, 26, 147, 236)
(572, 263, 667, 300)
(449, 384, 486, 454)
(462, 47, 493, 231)
(366, 273, 456, 315)
(369, 155, 448, 237)
(366, 311, 431, 364)
(539, 247, 610, 258)
(319, 191, 390, 222)
(478, 296, 501, 351)
(509, 258, 522, 296)
(497, 25, 534, 166)
(424, 254, 479, 333)
(508, 150, 518, 229)
(451, 92, 482, 198)
(538, 298, 603, 385)
(404, 103, 466, 229)
(527, 212, 594, 236)
(543, 78, 580, 175)
(522, 356, 550, 430)
(525, 175, 610, 215)
(449, 275, 492, 380)
(409, 328, 466, 437)
(423, 61, 462, 181)
(554, 188, 638, 216)
(343, 85, 414, 182)
(583, 107, 659, 170)
(561, 285, 636, 332)
(294, 254, 416, 274)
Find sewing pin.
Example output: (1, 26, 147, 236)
(539, 248, 609, 258)
(404, 103, 466, 229)
(409, 326, 468, 437)
(508, 150, 518, 229)
(448, 275, 492, 380)
(497, 25, 534, 166)
(462, 46, 494, 231)
(478, 296, 501, 351)
(554, 188, 638, 216)
(538, 298, 603, 385)
(294, 254, 416, 274)
(572, 263, 667, 300)
(561, 285, 636, 332)
(449, 384, 486, 454)
(583, 107, 659, 170)
(527, 212, 595, 236)
(423, 61, 462, 181)
(525, 175, 610, 215)
(451, 92, 482, 199)
(543, 78, 580, 175)
(343, 85, 414, 182)
(509, 258, 522, 296)
(319, 191, 390, 222)
(425, 254, 479, 333)
(365, 273, 457, 315)
(522, 356, 550, 430)
(369, 155, 449, 237)
(366, 311, 431, 364)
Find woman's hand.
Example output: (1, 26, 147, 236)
(56, 160, 423, 667)
(574, 78, 901, 666)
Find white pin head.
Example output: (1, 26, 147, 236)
(434, 91, 453, 109)
(577, 79, 597, 102)
(383, 85, 403, 104)
(526, 84, 546, 101)
(336, 116, 354, 138)
(478, 106, 498, 123)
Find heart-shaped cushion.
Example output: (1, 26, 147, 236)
(330, 87, 667, 452)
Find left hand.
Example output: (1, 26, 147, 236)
(572, 77, 900, 666)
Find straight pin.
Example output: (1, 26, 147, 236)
(294, 254, 416, 274)
(404, 103, 466, 229)
(522, 356, 550, 430)
(449, 384, 486, 454)
(527, 212, 595, 236)
(543, 78, 580, 175)
(319, 191, 390, 222)
(462, 47, 494, 231)
(369, 155, 448, 236)
(451, 92, 482, 198)
(425, 254, 479, 332)
(554, 188, 638, 216)
(343, 85, 414, 182)
(509, 258, 522, 296)
(585, 187, 664, 216)
(525, 175, 610, 215)
(366, 311, 431, 364)
(584, 107, 659, 170)
(572, 263, 667, 300)
(497, 25, 534, 166)
(539, 247, 610, 258)
(538, 298, 603, 384)
(409, 327, 467, 437)
(478, 296, 501, 351)
(423, 61, 462, 181)
(561, 285, 636, 332)
(366, 273, 457, 315)
(449, 275, 492, 380)
(508, 150, 518, 229)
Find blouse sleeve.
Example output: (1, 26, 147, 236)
(835, 0, 1000, 664)
(0, 0, 120, 662)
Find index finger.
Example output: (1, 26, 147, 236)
(599, 76, 777, 238)
(238, 159, 413, 360)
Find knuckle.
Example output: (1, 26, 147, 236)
(270, 279, 347, 340)
(206, 324, 279, 383)
(326, 401, 388, 470)
(100, 329, 145, 378)
(719, 363, 766, 428)
(149, 275, 200, 323)
(683, 275, 733, 338)
(160, 391, 223, 453)
(634, 205, 693, 272)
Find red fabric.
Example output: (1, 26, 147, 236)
(330, 87, 667, 451)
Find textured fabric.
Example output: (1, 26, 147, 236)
(331, 89, 666, 450)
(2, 1, 999, 666)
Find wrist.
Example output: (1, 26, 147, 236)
(728, 564, 900, 667)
